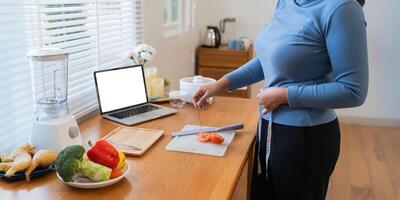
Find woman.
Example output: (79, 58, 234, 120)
(192, 0, 368, 199)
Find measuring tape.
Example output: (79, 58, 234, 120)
(257, 104, 272, 180)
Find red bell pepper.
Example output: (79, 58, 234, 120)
(87, 140, 120, 169)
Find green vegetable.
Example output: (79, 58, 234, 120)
(56, 145, 112, 182)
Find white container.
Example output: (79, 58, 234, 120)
(169, 90, 187, 109)
(179, 75, 216, 103)
(27, 48, 82, 152)
(30, 115, 82, 152)
(28, 48, 69, 120)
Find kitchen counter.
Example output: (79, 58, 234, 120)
(0, 97, 258, 200)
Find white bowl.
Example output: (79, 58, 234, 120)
(180, 75, 216, 103)
(56, 161, 130, 189)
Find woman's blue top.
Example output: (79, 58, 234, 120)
(225, 0, 368, 126)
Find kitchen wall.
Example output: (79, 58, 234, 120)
(337, 0, 400, 126)
(143, 0, 275, 93)
(144, 0, 400, 126)
(143, 0, 200, 90)
(197, 0, 277, 98)
(195, 0, 400, 126)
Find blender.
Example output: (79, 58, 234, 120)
(27, 48, 82, 152)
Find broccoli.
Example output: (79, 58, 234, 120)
(56, 145, 112, 182)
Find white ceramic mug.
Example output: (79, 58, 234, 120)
(240, 37, 251, 50)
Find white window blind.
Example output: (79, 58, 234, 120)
(0, 0, 143, 153)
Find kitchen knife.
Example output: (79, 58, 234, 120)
(171, 123, 244, 137)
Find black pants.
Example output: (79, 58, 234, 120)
(251, 118, 341, 200)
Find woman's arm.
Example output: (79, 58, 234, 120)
(192, 57, 264, 109)
(192, 77, 230, 109)
(224, 57, 265, 90)
(288, 2, 368, 109)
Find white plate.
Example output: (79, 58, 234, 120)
(56, 161, 130, 189)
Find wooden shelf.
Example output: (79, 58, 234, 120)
(196, 45, 253, 98)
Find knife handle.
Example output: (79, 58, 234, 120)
(217, 123, 244, 132)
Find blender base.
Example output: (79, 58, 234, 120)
(29, 114, 82, 152)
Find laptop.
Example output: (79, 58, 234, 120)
(93, 65, 177, 126)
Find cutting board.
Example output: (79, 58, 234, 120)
(165, 125, 235, 157)
(103, 127, 164, 156)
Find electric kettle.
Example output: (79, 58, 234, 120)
(202, 26, 221, 48)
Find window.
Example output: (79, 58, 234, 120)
(163, 0, 195, 38)
(0, 0, 143, 153)
(163, 0, 180, 25)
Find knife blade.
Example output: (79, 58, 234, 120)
(197, 108, 203, 128)
(171, 123, 244, 137)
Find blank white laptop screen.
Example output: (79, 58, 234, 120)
(95, 66, 147, 113)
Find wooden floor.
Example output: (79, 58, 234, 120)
(326, 123, 400, 200)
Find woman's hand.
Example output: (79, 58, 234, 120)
(192, 77, 230, 109)
(257, 87, 288, 114)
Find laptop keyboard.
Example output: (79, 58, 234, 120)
(110, 104, 161, 119)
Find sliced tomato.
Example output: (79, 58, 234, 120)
(210, 133, 224, 144)
(197, 133, 210, 142)
(110, 169, 123, 179)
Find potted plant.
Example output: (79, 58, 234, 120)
(125, 44, 156, 66)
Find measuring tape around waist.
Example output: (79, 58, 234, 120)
(257, 104, 272, 180)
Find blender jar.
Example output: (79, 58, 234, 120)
(28, 48, 69, 121)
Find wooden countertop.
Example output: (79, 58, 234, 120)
(0, 97, 258, 200)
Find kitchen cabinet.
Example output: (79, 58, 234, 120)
(196, 45, 253, 98)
